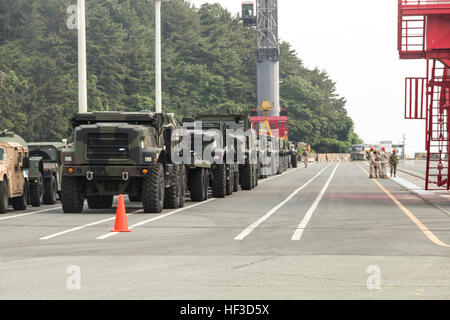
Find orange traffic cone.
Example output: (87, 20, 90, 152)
(111, 194, 131, 232)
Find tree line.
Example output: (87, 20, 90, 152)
(0, 0, 362, 152)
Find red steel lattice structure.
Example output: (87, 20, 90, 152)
(398, 0, 450, 190)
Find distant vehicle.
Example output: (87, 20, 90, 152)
(28, 142, 66, 205)
(350, 144, 369, 161)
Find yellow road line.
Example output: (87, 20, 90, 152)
(358, 164, 450, 248)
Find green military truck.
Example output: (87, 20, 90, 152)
(0, 130, 30, 213)
(60, 112, 186, 213)
(28, 142, 65, 205)
(183, 119, 239, 201)
(195, 114, 258, 191)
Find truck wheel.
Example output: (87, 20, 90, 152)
(87, 196, 113, 209)
(29, 172, 43, 207)
(128, 195, 142, 202)
(12, 182, 27, 211)
(61, 176, 84, 213)
(190, 168, 206, 202)
(226, 165, 234, 196)
(0, 179, 8, 214)
(203, 168, 209, 200)
(240, 164, 252, 190)
(178, 165, 186, 208)
(233, 171, 239, 192)
(142, 163, 164, 213)
(164, 165, 180, 209)
(291, 154, 298, 168)
(212, 164, 226, 198)
(43, 176, 57, 205)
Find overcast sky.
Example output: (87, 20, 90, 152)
(188, 0, 426, 156)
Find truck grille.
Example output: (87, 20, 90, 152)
(86, 133, 129, 160)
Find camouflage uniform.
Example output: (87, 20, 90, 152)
(380, 150, 389, 179)
(375, 151, 381, 178)
(302, 149, 309, 168)
(389, 152, 399, 177)
(368, 150, 376, 178)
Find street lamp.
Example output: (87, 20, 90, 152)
(78, 0, 87, 113)
(151, 0, 169, 113)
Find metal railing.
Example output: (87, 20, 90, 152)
(400, 0, 450, 6)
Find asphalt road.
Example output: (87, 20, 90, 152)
(399, 160, 426, 177)
(0, 162, 449, 299)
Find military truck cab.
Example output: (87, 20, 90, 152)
(195, 114, 259, 191)
(182, 119, 236, 201)
(61, 112, 186, 213)
(0, 130, 30, 213)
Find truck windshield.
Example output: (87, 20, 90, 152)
(0, 148, 4, 161)
(29, 147, 57, 161)
(351, 146, 364, 151)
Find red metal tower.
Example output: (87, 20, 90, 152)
(398, 0, 450, 190)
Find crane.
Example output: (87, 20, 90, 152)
(242, 0, 289, 139)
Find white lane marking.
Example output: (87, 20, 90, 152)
(0, 206, 62, 221)
(292, 162, 340, 241)
(97, 164, 320, 240)
(96, 199, 216, 240)
(234, 163, 332, 241)
(40, 209, 143, 240)
(259, 168, 300, 184)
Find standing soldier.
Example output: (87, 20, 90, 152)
(389, 149, 399, 177)
(375, 150, 382, 178)
(368, 147, 376, 178)
(302, 146, 310, 168)
(380, 147, 389, 179)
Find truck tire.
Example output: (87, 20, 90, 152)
(240, 164, 252, 190)
(43, 175, 57, 205)
(29, 172, 43, 207)
(87, 196, 113, 209)
(0, 179, 8, 214)
(128, 195, 142, 202)
(190, 168, 206, 202)
(203, 168, 209, 200)
(142, 163, 164, 213)
(233, 171, 239, 192)
(61, 176, 84, 213)
(212, 164, 226, 198)
(179, 165, 186, 208)
(12, 182, 27, 211)
(291, 153, 298, 168)
(226, 165, 234, 196)
(164, 165, 180, 209)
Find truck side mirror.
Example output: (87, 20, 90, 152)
(23, 157, 30, 169)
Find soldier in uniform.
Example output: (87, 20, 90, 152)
(368, 147, 376, 178)
(389, 149, 399, 177)
(380, 147, 389, 179)
(374, 150, 382, 178)
(302, 146, 310, 168)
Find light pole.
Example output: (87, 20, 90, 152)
(78, 0, 88, 113)
(153, 0, 169, 113)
